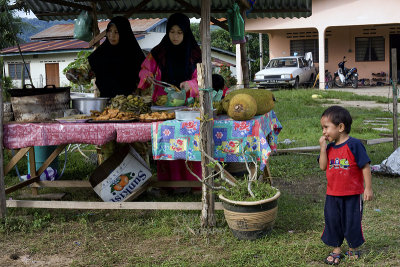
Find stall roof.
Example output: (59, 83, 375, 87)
(30, 18, 166, 41)
(25, 0, 312, 21)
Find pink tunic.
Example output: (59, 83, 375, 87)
(138, 53, 202, 185)
(138, 53, 200, 103)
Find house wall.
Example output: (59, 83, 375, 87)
(4, 52, 78, 88)
(268, 26, 394, 81)
(138, 32, 164, 50)
(211, 51, 237, 76)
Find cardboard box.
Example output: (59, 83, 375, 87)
(89, 145, 152, 202)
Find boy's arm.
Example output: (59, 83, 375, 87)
(362, 163, 373, 201)
(319, 136, 328, 170)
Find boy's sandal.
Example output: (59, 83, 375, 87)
(345, 250, 361, 259)
(324, 252, 343, 265)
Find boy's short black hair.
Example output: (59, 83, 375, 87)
(321, 105, 352, 134)
(212, 74, 225, 91)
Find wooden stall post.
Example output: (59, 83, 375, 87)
(199, 0, 216, 228)
(0, 77, 5, 218)
(240, 9, 250, 88)
(90, 2, 101, 97)
(392, 48, 398, 150)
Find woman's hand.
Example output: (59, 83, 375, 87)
(180, 81, 191, 92)
(146, 75, 154, 85)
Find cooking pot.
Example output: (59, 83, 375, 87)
(72, 97, 109, 115)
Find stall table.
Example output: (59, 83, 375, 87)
(3, 111, 281, 210)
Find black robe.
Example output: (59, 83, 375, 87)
(88, 16, 145, 98)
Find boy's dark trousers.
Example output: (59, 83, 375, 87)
(321, 194, 364, 248)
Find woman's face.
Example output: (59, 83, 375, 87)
(107, 24, 119, 46)
(169, 25, 184, 45)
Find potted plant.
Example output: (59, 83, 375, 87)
(188, 151, 280, 241)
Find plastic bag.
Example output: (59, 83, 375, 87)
(227, 3, 245, 44)
(165, 87, 186, 107)
(74, 11, 93, 42)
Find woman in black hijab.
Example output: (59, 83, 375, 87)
(138, 13, 201, 102)
(138, 13, 202, 190)
(89, 16, 145, 98)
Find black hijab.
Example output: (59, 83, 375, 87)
(151, 13, 201, 87)
(88, 16, 145, 98)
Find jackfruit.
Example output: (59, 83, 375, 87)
(222, 89, 275, 115)
(227, 94, 257, 121)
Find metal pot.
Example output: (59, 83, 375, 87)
(72, 97, 109, 115)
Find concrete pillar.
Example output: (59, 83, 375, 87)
(318, 27, 326, 90)
(236, 43, 243, 87)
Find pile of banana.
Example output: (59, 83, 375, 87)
(155, 95, 167, 106)
(108, 94, 151, 115)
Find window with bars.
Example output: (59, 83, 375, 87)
(355, 37, 385, 61)
(290, 39, 328, 63)
(8, 63, 30, 80)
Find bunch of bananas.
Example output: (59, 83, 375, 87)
(155, 95, 168, 106)
(108, 95, 151, 115)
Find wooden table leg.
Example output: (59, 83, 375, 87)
(4, 145, 67, 195)
(261, 160, 272, 185)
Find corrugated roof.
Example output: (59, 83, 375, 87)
(25, 0, 311, 21)
(0, 34, 145, 55)
(31, 18, 166, 41)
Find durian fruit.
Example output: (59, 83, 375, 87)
(227, 94, 257, 121)
(222, 89, 275, 115)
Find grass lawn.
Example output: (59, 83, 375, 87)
(1, 88, 399, 266)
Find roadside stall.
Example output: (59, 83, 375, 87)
(0, 0, 312, 224)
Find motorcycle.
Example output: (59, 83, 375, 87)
(334, 56, 358, 88)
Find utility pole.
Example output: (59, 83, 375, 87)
(259, 33, 263, 71)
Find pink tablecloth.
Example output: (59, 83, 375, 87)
(3, 122, 152, 149)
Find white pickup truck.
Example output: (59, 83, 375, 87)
(254, 53, 316, 89)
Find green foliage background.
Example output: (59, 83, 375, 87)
(191, 23, 270, 80)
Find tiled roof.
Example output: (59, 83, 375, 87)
(1, 34, 145, 55)
(31, 18, 165, 41)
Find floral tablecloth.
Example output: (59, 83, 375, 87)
(3, 122, 152, 149)
(151, 110, 282, 170)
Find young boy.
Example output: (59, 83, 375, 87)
(318, 105, 373, 265)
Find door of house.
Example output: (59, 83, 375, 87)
(45, 63, 60, 87)
(389, 34, 400, 82)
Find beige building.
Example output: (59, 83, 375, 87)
(246, 0, 400, 89)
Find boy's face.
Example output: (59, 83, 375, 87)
(320, 116, 344, 143)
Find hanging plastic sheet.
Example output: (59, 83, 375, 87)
(74, 11, 93, 42)
(226, 3, 246, 44)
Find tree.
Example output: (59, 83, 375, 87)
(0, 0, 32, 82)
(191, 23, 269, 82)
(246, 33, 269, 80)
(0, 0, 31, 49)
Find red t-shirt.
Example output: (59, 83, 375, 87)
(324, 137, 370, 196)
